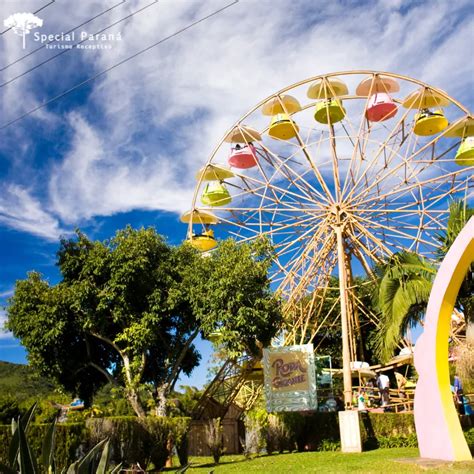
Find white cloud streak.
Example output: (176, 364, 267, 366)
(0, 184, 62, 240)
(0, 309, 14, 340)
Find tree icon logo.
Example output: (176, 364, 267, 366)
(4, 13, 43, 49)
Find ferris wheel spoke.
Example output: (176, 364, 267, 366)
(344, 105, 414, 202)
(278, 224, 334, 291)
(357, 169, 472, 213)
(276, 95, 336, 203)
(354, 214, 440, 250)
(257, 143, 330, 203)
(230, 167, 328, 209)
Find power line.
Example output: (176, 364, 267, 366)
(1, 0, 127, 72)
(0, 0, 239, 131)
(0, 0, 56, 35)
(0, 0, 159, 88)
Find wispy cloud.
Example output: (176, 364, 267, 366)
(0, 309, 13, 340)
(0, 184, 63, 240)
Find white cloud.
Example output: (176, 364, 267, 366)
(0, 309, 13, 340)
(0, 184, 63, 240)
(49, 112, 193, 221)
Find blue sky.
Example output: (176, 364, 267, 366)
(0, 0, 473, 389)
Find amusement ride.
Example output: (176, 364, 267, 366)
(180, 70, 474, 413)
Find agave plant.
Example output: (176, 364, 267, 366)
(0, 403, 122, 473)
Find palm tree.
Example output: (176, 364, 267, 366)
(374, 200, 473, 362)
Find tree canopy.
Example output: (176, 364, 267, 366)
(7, 227, 281, 416)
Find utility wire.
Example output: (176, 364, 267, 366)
(0, 0, 239, 131)
(1, 0, 159, 87)
(0, 0, 57, 35)
(1, 0, 127, 72)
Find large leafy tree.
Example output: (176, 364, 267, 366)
(374, 200, 474, 361)
(7, 227, 281, 417)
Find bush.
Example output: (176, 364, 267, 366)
(0, 415, 188, 471)
(87, 416, 177, 470)
(243, 407, 268, 456)
(266, 414, 292, 454)
(359, 413, 415, 449)
(205, 418, 224, 464)
(0, 394, 21, 424)
(464, 427, 474, 454)
(319, 439, 341, 451)
(170, 417, 191, 466)
(0, 422, 86, 471)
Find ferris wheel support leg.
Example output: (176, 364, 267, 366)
(335, 224, 353, 409)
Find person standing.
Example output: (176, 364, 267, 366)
(453, 375, 465, 415)
(376, 373, 390, 408)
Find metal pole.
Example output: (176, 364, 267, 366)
(335, 224, 353, 409)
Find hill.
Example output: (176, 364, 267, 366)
(0, 360, 57, 401)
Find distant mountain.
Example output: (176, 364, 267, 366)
(0, 360, 57, 401)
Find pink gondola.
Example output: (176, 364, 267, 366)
(366, 93, 398, 122)
(228, 143, 257, 169)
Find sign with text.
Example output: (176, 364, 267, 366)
(263, 344, 317, 412)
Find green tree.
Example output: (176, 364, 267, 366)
(374, 200, 473, 361)
(7, 227, 281, 417)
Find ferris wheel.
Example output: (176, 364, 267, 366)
(181, 71, 473, 406)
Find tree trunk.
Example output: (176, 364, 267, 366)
(155, 384, 169, 417)
(126, 388, 146, 418)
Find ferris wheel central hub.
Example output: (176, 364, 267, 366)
(328, 203, 349, 226)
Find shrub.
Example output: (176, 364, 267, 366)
(170, 417, 191, 467)
(0, 404, 115, 474)
(266, 414, 293, 454)
(319, 439, 341, 451)
(143, 417, 173, 470)
(87, 416, 173, 470)
(0, 394, 21, 425)
(205, 418, 224, 464)
(242, 407, 268, 456)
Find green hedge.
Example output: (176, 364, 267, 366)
(0, 416, 190, 471)
(262, 412, 474, 452)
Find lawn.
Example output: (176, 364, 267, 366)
(173, 449, 473, 473)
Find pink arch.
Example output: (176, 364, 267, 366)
(414, 217, 473, 461)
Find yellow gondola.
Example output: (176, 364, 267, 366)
(180, 209, 218, 225)
(402, 87, 450, 137)
(413, 109, 448, 136)
(444, 117, 474, 167)
(201, 181, 231, 207)
(196, 164, 234, 181)
(314, 98, 346, 124)
(244, 359, 263, 381)
(307, 77, 349, 99)
(268, 113, 299, 140)
(188, 229, 217, 252)
(307, 77, 348, 125)
(262, 95, 301, 141)
(454, 136, 474, 166)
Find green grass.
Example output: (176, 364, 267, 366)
(172, 449, 473, 473)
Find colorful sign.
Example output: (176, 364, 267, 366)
(263, 344, 317, 412)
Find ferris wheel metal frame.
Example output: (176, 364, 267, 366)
(182, 70, 473, 408)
